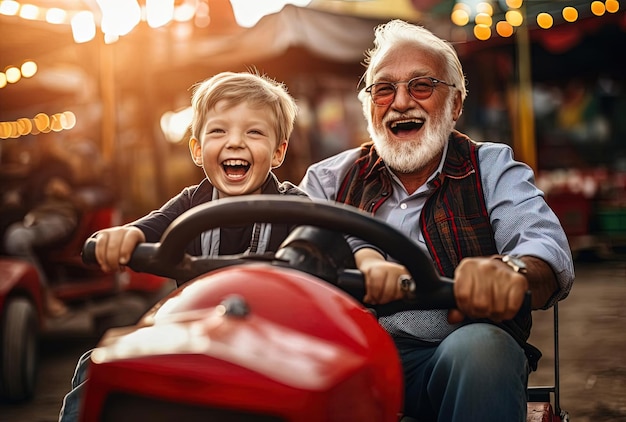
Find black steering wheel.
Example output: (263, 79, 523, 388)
(83, 196, 458, 311)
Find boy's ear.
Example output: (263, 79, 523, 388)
(271, 139, 289, 169)
(189, 137, 203, 167)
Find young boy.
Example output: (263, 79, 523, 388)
(59, 71, 305, 421)
(93, 71, 304, 276)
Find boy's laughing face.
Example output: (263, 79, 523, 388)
(190, 100, 288, 198)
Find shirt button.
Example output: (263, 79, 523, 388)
(400, 203, 407, 210)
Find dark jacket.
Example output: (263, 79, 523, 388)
(133, 173, 307, 257)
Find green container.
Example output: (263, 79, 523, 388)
(597, 208, 626, 234)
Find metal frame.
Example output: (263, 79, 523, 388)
(527, 303, 568, 420)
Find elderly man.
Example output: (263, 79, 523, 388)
(300, 19, 574, 421)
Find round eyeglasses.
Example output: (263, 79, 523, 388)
(365, 76, 456, 106)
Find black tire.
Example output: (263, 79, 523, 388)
(0, 297, 39, 402)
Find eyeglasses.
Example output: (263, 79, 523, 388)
(364, 76, 456, 106)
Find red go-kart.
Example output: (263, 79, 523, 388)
(77, 197, 566, 421)
(0, 206, 174, 403)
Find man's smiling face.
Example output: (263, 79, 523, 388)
(366, 42, 461, 174)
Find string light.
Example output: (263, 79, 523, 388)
(496, 20, 514, 37)
(605, 0, 619, 12)
(537, 12, 554, 29)
(591, 1, 606, 15)
(1, 60, 37, 88)
(0, 112, 76, 139)
(562, 6, 579, 22)
(452, 0, 621, 41)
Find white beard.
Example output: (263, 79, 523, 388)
(369, 95, 457, 174)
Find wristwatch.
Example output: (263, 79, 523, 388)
(495, 255, 527, 274)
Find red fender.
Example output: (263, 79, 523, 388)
(81, 264, 404, 422)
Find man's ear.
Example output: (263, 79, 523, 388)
(271, 139, 289, 169)
(452, 91, 463, 121)
(189, 137, 203, 167)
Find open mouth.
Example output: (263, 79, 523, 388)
(388, 118, 425, 136)
(222, 159, 250, 179)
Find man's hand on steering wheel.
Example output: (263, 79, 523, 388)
(355, 248, 410, 305)
(450, 257, 529, 324)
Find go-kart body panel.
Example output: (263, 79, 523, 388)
(80, 264, 404, 422)
(0, 258, 43, 323)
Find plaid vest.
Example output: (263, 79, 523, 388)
(336, 131, 534, 355)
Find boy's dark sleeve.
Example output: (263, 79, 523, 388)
(130, 186, 198, 243)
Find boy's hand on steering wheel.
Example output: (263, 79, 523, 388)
(94, 226, 146, 273)
(448, 257, 529, 324)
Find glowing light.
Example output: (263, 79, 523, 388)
(104, 33, 119, 44)
(16, 118, 32, 136)
(146, 0, 174, 28)
(605, 0, 619, 13)
(453, 2, 471, 14)
(194, 1, 210, 27)
(98, 0, 141, 36)
(5, 66, 21, 83)
(451, 8, 470, 26)
(473, 24, 491, 40)
(160, 107, 193, 144)
(496, 21, 514, 37)
(0, 72, 7, 88)
(21, 61, 37, 78)
(34, 113, 50, 132)
(46, 7, 67, 24)
(506, 0, 523, 8)
(591, 1, 606, 15)
(50, 114, 63, 132)
(451, 2, 471, 26)
(475, 12, 492, 26)
(506, 9, 524, 26)
(0, 110, 76, 139)
(0, 0, 19, 15)
(230, 0, 312, 28)
(476, 2, 493, 15)
(71, 11, 96, 43)
(174, 2, 196, 22)
(18, 3, 38, 20)
(562, 6, 578, 22)
(0, 123, 9, 139)
(537, 12, 553, 29)
(61, 111, 77, 130)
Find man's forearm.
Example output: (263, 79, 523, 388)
(521, 256, 560, 310)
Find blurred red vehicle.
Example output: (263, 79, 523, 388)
(0, 206, 174, 403)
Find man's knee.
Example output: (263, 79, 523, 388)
(435, 323, 527, 373)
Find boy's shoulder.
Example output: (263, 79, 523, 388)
(264, 172, 308, 198)
(277, 180, 308, 197)
(182, 180, 213, 207)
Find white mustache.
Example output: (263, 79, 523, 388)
(383, 112, 427, 126)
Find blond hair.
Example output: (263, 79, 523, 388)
(190, 71, 298, 145)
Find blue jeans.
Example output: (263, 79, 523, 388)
(58, 349, 93, 422)
(395, 323, 529, 421)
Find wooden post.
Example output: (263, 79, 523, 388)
(514, 5, 537, 171)
(98, 36, 116, 165)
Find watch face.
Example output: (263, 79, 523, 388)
(503, 255, 527, 273)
